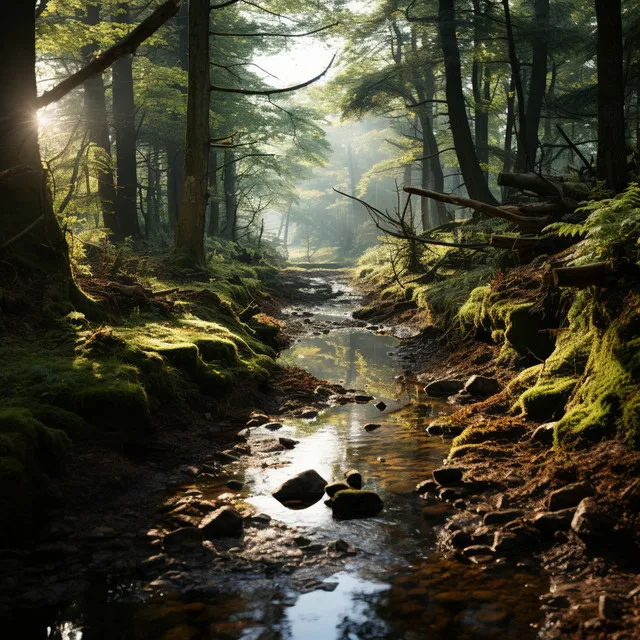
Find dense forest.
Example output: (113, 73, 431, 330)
(1, 0, 640, 638)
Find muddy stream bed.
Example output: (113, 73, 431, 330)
(19, 273, 548, 639)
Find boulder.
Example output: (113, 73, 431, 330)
(163, 527, 203, 551)
(331, 490, 384, 519)
(272, 469, 327, 505)
(433, 466, 464, 486)
(200, 507, 244, 539)
(548, 482, 593, 512)
(464, 375, 500, 397)
(278, 437, 299, 450)
(424, 379, 464, 398)
(571, 498, 608, 541)
(325, 482, 351, 498)
(345, 469, 363, 489)
(483, 509, 524, 526)
(531, 422, 556, 445)
(363, 423, 381, 432)
(532, 509, 576, 535)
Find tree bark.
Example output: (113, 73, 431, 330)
(438, 0, 497, 204)
(472, 0, 490, 172)
(82, 2, 118, 236)
(595, 0, 628, 192)
(112, 4, 141, 239)
(223, 150, 237, 241)
(174, 0, 210, 266)
(207, 149, 220, 236)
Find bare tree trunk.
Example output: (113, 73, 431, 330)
(112, 4, 140, 239)
(82, 2, 118, 236)
(166, 143, 182, 231)
(146, 145, 159, 236)
(438, 0, 497, 204)
(174, 0, 210, 266)
(472, 0, 490, 172)
(223, 150, 237, 241)
(207, 149, 219, 236)
(595, 0, 628, 192)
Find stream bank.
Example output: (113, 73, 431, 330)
(1, 268, 549, 639)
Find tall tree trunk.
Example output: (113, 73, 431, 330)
(207, 149, 219, 236)
(146, 145, 159, 236)
(112, 4, 140, 239)
(472, 0, 490, 172)
(438, 0, 497, 204)
(174, 0, 210, 265)
(166, 142, 182, 230)
(82, 2, 118, 236)
(0, 1, 79, 299)
(595, 0, 628, 192)
(502, 76, 515, 200)
(223, 150, 237, 241)
(515, 0, 549, 171)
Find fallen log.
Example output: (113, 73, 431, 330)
(500, 201, 569, 217)
(402, 187, 551, 231)
(498, 172, 590, 203)
(551, 262, 616, 288)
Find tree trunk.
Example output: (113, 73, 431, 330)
(472, 0, 489, 172)
(146, 145, 159, 236)
(174, 0, 210, 266)
(166, 142, 182, 230)
(595, 0, 628, 192)
(344, 143, 357, 252)
(112, 4, 140, 239)
(207, 149, 219, 236)
(82, 2, 118, 236)
(223, 150, 237, 241)
(438, 0, 497, 204)
(515, 0, 549, 172)
(0, 1, 80, 300)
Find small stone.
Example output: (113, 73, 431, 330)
(548, 482, 593, 511)
(272, 469, 327, 505)
(531, 422, 556, 445)
(492, 531, 519, 554)
(453, 499, 466, 510)
(495, 494, 510, 510)
(354, 395, 374, 403)
(300, 409, 318, 419)
(332, 490, 384, 519)
(163, 527, 203, 551)
(375, 401, 387, 411)
(314, 386, 333, 399)
(464, 375, 500, 397)
(532, 509, 576, 535)
(433, 467, 464, 486)
(415, 480, 439, 495)
(293, 536, 312, 547)
(544, 595, 571, 609)
(451, 530, 472, 550)
(363, 423, 381, 432)
(326, 539, 352, 554)
(278, 437, 299, 449)
(439, 488, 461, 502)
(572, 498, 608, 541)
(424, 379, 465, 398)
(483, 509, 524, 526)
(215, 451, 240, 464)
(264, 422, 284, 431)
(426, 423, 444, 436)
(345, 469, 363, 489)
(226, 479, 243, 491)
(325, 482, 351, 498)
(598, 594, 622, 619)
(199, 507, 243, 539)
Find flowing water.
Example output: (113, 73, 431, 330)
(24, 273, 546, 639)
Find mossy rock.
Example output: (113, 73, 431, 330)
(194, 337, 239, 366)
(514, 377, 576, 420)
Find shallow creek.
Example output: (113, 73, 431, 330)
(37, 275, 546, 639)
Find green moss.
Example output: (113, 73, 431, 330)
(452, 420, 525, 448)
(514, 377, 577, 420)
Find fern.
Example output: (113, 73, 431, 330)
(546, 183, 640, 266)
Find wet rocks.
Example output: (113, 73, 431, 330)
(278, 437, 299, 449)
(532, 509, 576, 535)
(272, 469, 327, 505)
(492, 531, 519, 554)
(163, 527, 203, 551)
(325, 482, 351, 498)
(363, 423, 381, 432)
(531, 422, 556, 445)
(199, 506, 243, 539)
(450, 530, 473, 550)
(226, 479, 243, 491)
(464, 375, 500, 397)
(599, 594, 622, 619)
(415, 479, 439, 495)
(299, 408, 318, 419)
(432, 467, 465, 486)
(246, 413, 269, 427)
(264, 422, 284, 431)
(424, 379, 465, 398)
(483, 509, 524, 526)
(345, 469, 363, 489)
(548, 482, 593, 511)
(571, 497, 608, 541)
(331, 490, 384, 519)
(326, 539, 356, 554)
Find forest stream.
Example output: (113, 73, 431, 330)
(31, 271, 548, 640)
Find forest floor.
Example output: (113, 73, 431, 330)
(354, 265, 640, 639)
